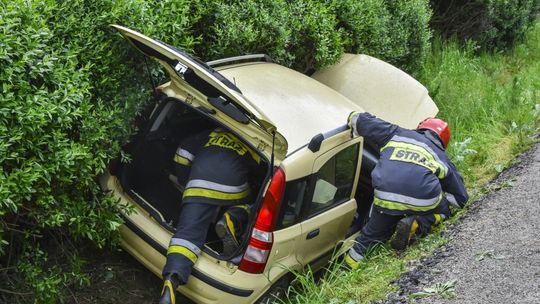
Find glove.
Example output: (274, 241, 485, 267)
(445, 193, 464, 208)
(347, 111, 361, 137)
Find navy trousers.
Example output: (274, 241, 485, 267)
(162, 202, 217, 284)
(352, 198, 451, 255)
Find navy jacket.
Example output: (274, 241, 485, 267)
(351, 112, 468, 215)
(173, 128, 259, 206)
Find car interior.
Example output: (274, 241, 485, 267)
(117, 97, 269, 255)
(348, 140, 379, 235)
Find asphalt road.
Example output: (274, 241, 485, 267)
(383, 142, 540, 304)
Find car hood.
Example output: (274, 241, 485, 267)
(112, 25, 287, 162)
(312, 54, 438, 129)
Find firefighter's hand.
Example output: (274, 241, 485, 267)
(347, 111, 361, 137)
(446, 193, 464, 208)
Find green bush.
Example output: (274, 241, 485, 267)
(193, 0, 295, 66)
(430, 0, 540, 50)
(331, 0, 432, 74)
(194, 0, 432, 73)
(286, 0, 344, 73)
(332, 0, 391, 58)
(0, 0, 202, 301)
(384, 0, 433, 73)
(193, 0, 343, 73)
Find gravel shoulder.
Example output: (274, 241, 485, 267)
(383, 142, 540, 304)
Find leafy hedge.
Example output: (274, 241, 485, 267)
(192, 0, 345, 73)
(193, 0, 432, 74)
(2, 0, 532, 302)
(332, 0, 432, 74)
(430, 0, 540, 50)
(0, 0, 202, 302)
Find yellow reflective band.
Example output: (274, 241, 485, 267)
(247, 148, 261, 164)
(161, 279, 176, 304)
(374, 195, 442, 212)
(434, 214, 442, 225)
(205, 131, 261, 164)
(167, 245, 198, 264)
(183, 187, 250, 200)
(224, 212, 237, 242)
(174, 154, 191, 166)
(345, 254, 360, 270)
(382, 141, 446, 178)
(232, 204, 249, 211)
(409, 219, 419, 240)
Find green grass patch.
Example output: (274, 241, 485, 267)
(422, 24, 540, 189)
(284, 21, 540, 304)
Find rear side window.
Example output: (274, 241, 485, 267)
(278, 178, 308, 229)
(306, 144, 359, 217)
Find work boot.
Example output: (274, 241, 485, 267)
(159, 274, 179, 304)
(391, 216, 419, 251)
(342, 248, 364, 271)
(215, 211, 241, 256)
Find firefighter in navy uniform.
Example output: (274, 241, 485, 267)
(344, 112, 469, 270)
(160, 128, 260, 304)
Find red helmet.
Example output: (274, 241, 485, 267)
(417, 117, 451, 149)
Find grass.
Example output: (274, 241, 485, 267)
(409, 279, 456, 299)
(283, 21, 540, 304)
(422, 24, 540, 190)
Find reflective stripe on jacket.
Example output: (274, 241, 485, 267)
(353, 112, 468, 215)
(182, 129, 260, 206)
(173, 129, 213, 184)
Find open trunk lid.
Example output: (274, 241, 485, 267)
(112, 25, 287, 162)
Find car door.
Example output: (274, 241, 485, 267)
(295, 138, 362, 269)
(312, 53, 439, 129)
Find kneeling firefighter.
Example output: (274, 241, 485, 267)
(344, 112, 469, 270)
(160, 128, 260, 304)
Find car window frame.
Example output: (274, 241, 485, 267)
(275, 175, 310, 230)
(301, 143, 360, 221)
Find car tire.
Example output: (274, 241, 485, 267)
(255, 276, 290, 304)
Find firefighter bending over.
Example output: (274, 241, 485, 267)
(160, 127, 260, 304)
(344, 112, 469, 270)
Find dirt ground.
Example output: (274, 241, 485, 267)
(67, 249, 161, 304)
(70, 142, 540, 304)
(380, 142, 540, 304)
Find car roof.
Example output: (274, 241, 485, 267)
(217, 62, 363, 153)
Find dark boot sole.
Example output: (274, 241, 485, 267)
(391, 218, 414, 251)
(215, 220, 239, 256)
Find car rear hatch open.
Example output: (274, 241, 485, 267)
(112, 25, 288, 163)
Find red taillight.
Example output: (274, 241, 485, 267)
(239, 168, 285, 274)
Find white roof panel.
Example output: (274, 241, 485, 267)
(218, 63, 362, 152)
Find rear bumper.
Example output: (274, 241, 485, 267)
(106, 173, 278, 303)
(120, 217, 270, 304)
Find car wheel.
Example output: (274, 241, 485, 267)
(255, 276, 290, 304)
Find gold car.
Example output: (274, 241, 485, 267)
(100, 25, 438, 304)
